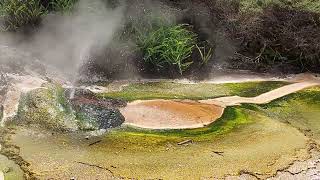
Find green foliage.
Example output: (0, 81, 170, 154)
(50, 0, 78, 13)
(196, 44, 213, 65)
(0, 0, 46, 31)
(137, 24, 197, 74)
(0, 0, 78, 31)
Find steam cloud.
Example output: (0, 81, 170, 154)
(1, 0, 125, 82)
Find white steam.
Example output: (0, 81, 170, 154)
(1, 0, 125, 81)
(35, 0, 124, 78)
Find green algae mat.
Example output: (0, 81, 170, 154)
(99, 81, 289, 101)
(1, 82, 320, 179)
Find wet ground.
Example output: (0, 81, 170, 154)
(121, 100, 224, 129)
(1, 75, 320, 179)
(6, 114, 311, 179)
(0, 154, 24, 180)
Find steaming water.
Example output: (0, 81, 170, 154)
(69, 88, 76, 100)
(68, 45, 92, 100)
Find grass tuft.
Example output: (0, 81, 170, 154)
(137, 24, 197, 74)
(49, 0, 78, 13)
(0, 0, 46, 31)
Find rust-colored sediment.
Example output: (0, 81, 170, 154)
(120, 100, 224, 129)
(120, 76, 320, 130)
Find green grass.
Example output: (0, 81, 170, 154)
(98, 81, 290, 102)
(137, 24, 197, 74)
(49, 0, 78, 13)
(0, 0, 78, 31)
(0, 0, 46, 31)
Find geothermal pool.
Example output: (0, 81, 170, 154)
(1, 74, 320, 179)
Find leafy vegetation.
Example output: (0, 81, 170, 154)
(137, 24, 197, 74)
(0, 0, 46, 31)
(49, 0, 78, 13)
(0, 0, 78, 31)
(1, 0, 319, 74)
(230, 2, 320, 72)
(196, 44, 213, 65)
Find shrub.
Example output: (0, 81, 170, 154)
(49, 0, 78, 13)
(0, 0, 46, 31)
(137, 24, 197, 74)
(231, 5, 320, 72)
(239, 0, 320, 13)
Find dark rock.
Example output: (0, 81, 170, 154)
(66, 87, 127, 108)
(71, 99, 125, 130)
(67, 86, 126, 130)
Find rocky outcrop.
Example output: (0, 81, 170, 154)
(14, 85, 126, 131)
(0, 46, 126, 131)
(16, 84, 78, 131)
(72, 103, 125, 130)
(68, 88, 126, 130)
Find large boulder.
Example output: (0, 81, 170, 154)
(68, 88, 126, 130)
(16, 85, 126, 131)
(16, 84, 78, 131)
(72, 103, 125, 130)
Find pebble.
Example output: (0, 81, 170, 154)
(2, 167, 10, 173)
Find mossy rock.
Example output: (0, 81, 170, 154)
(73, 103, 125, 131)
(16, 84, 77, 131)
(69, 92, 125, 131)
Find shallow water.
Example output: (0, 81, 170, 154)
(8, 108, 311, 179)
(1, 80, 320, 179)
(121, 100, 224, 129)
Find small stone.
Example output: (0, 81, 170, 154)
(3, 167, 11, 173)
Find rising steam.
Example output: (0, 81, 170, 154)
(1, 0, 125, 82)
